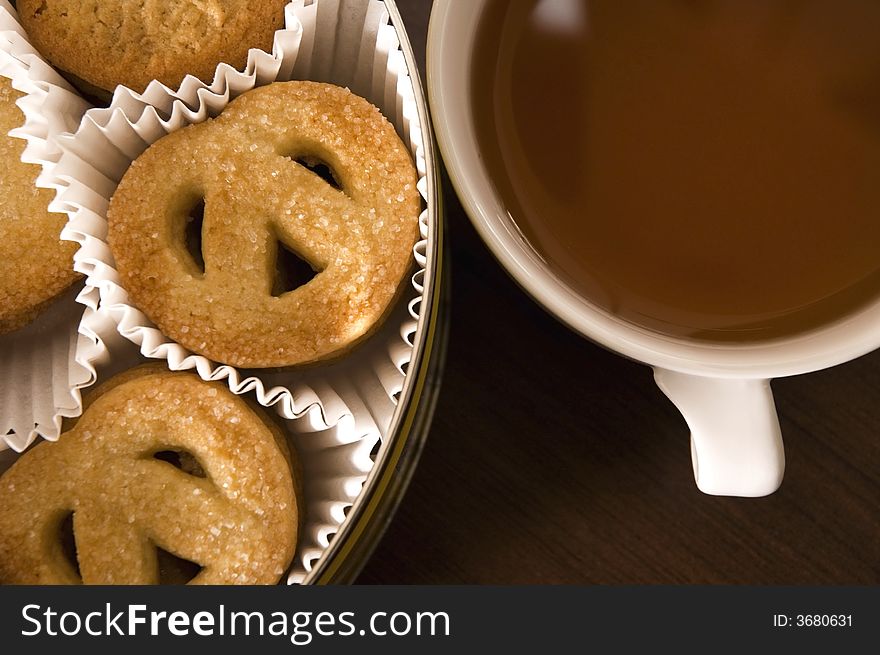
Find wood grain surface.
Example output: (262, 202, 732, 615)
(357, 0, 880, 584)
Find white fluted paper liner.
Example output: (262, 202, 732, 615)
(47, 0, 431, 584)
(0, 0, 109, 452)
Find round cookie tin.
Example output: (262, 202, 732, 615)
(0, 0, 445, 585)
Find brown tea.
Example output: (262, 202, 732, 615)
(472, 0, 880, 341)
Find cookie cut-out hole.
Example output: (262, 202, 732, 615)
(272, 242, 319, 297)
(184, 198, 206, 274)
(58, 511, 82, 581)
(153, 449, 207, 478)
(156, 547, 202, 585)
(292, 156, 342, 191)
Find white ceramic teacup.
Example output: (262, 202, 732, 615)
(427, 0, 880, 497)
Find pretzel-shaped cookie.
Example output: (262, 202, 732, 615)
(108, 81, 420, 368)
(18, 0, 288, 94)
(0, 77, 79, 334)
(0, 367, 299, 585)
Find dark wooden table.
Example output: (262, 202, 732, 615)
(357, 0, 880, 584)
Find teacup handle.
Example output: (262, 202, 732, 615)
(653, 368, 785, 497)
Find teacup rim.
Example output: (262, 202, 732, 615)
(427, 0, 880, 379)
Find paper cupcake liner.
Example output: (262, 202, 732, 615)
(0, 334, 380, 584)
(44, 0, 430, 584)
(0, 0, 108, 452)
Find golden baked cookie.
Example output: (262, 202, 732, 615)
(108, 81, 420, 368)
(18, 0, 288, 94)
(0, 76, 79, 335)
(0, 366, 300, 585)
